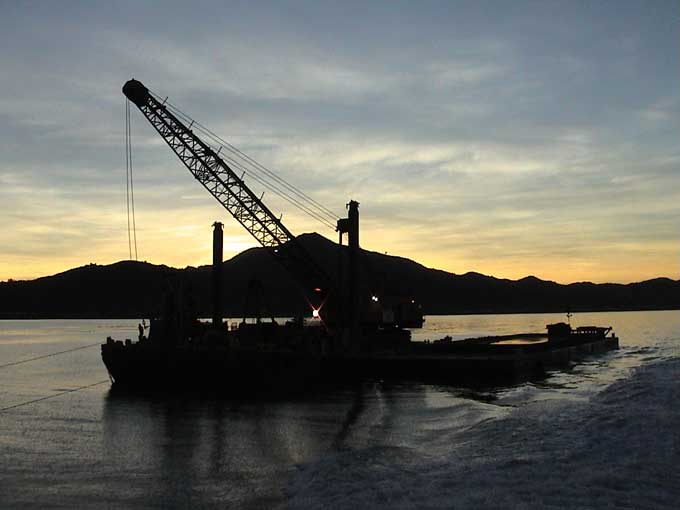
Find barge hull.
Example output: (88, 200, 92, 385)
(102, 335, 619, 391)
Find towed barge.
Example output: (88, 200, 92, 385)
(355, 323, 619, 384)
(106, 79, 619, 394)
(101, 321, 619, 391)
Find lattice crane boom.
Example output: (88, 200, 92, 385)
(122, 79, 335, 311)
(123, 79, 295, 247)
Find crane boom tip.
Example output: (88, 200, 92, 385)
(123, 79, 149, 107)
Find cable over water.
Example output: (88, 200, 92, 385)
(0, 342, 103, 369)
(0, 380, 109, 413)
(0, 341, 108, 412)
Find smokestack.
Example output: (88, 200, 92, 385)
(347, 200, 360, 346)
(212, 222, 223, 327)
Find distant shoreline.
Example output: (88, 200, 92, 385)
(2, 238, 678, 321)
(1, 305, 678, 321)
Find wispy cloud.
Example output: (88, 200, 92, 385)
(1, 1, 678, 283)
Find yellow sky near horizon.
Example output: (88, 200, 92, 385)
(2, 216, 676, 284)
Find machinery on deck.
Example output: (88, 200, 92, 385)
(102, 79, 618, 392)
(122, 79, 421, 343)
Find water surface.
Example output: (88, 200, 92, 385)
(1, 311, 678, 508)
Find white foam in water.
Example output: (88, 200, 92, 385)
(283, 358, 680, 510)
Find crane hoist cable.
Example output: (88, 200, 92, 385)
(220, 151, 338, 231)
(125, 99, 138, 260)
(220, 148, 337, 230)
(154, 91, 340, 223)
(165, 104, 338, 230)
(124, 100, 132, 259)
(147, 90, 340, 230)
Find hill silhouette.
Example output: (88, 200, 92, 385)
(1, 233, 678, 319)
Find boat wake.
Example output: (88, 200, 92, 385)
(283, 357, 680, 509)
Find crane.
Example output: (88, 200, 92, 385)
(122, 79, 350, 328)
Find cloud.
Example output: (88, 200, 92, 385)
(0, 1, 678, 283)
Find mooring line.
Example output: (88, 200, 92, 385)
(0, 342, 102, 369)
(0, 379, 110, 413)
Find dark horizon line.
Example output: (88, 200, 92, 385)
(2, 307, 680, 322)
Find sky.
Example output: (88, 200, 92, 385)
(0, 0, 678, 284)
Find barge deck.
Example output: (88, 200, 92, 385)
(102, 322, 619, 391)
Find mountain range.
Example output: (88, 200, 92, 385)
(1, 233, 678, 319)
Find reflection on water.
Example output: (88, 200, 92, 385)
(101, 384, 419, 508)
(104, 394, 263, 507)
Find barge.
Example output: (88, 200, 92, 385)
(101, 320, 619, 391)
(106, 79, 619, 394)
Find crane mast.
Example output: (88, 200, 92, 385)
(122, 79, 335, 317)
